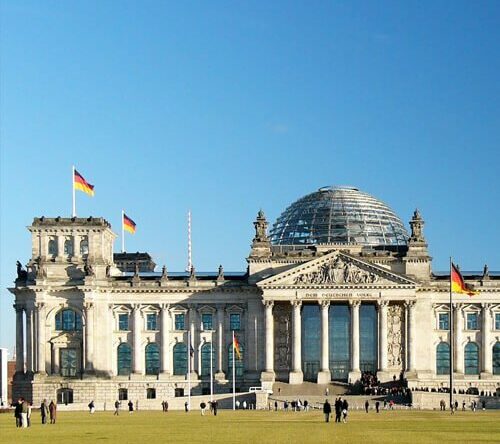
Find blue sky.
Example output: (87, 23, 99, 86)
(1, 1, 499, 352)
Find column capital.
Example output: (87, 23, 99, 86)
(377, 300, 389, 308)
(291, 300, 302, 308)
(319, 300, 330, 308)
(13, 303, 25, 313)
(35, 301, 45, 310)
(215, 303, 226, 311)
(404, 300, 416, 309)
(481, 302, 491, 311)
(160, 303, 170, 310)
(263, 300, 274, 309)
(84, 301, 94, 310)
(349, 300, 361, 308)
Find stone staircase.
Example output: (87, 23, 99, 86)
(272, 381, 349, 397)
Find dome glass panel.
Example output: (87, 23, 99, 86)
(270, 186, 409, 247)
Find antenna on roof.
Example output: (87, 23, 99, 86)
(186, 210, 192, 272)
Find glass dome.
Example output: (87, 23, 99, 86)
(270, 186, 409, 247)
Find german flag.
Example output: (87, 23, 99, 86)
(233, 334, 241, 360)
(123, 213, 137, 234)
(451, 263, 478, 296)
(74, 169, 95, 196)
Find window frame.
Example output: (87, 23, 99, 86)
(146, 313, 158, 331)
(174, 313, 186, 331)
(466, 312, 479, 331)
(118, 313, 130, 331)
(201, 313, 213, 331)
(438, 312, 450, 331)
(495, 313, 500, 331)
(229, 313, 241, 331)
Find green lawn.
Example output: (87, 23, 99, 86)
(1, 409, 499, 443)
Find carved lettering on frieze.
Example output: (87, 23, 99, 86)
(294, 255, 379, 285)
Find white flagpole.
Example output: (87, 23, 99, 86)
(72, 165, 76, 217)
(121, 210, 125, 253)
(187, 331, 191, 411)
(210, 340, 214, 402)
(232, 330, 236, 411)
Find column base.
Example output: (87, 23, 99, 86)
(214, 371, 226, 382)
(348, 370, 361, 384)
(480, 372, 493, 380)
(130, 372, 144, 380)
(158, 371, 171, 380)
(317, 370, 331, 385)
(375, 370, 393, 383)
(289, 370, 303, 385)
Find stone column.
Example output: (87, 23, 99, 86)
(160, 304, 170, 375)
(73, 234, 81, 259)
(406, 301, 417, 373)
(215, 305, 225, 379)
(317, 300, 331, 384)
(132, 305, 142, 374)
(15, 305, 24, 373)
(36, 302, 46, 374)
(349, 300, 361, 381)
(25, 305, 34, 373)
(84, 302, 94, 372)
(378, 300, 389, 373)
(454, 304, 464, 374)
(189, 306, 198, 375)
(57, 235, 65, 261)
(264, 301, 274, 373)
(289, 300, 303, 384)
(481, 303, 492, 375)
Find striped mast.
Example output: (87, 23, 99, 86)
(449, 257, 454, 410)
(72, 165, 76, 217)
(121, 210, 125, 253)
(232, 331, 236, 410)
(186, 210, 192, 272)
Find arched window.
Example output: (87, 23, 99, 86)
(80, 237, 89, 257)
(48, 238, 57, 256)
(200, 343, 215, 377)
(64, 238, 74, 256)
(228, 342, 244, 378)
(493, 342, 500, 375)
(145, 343, 160, 375)
(173, 343, 187, 376)
(117, 343, 132, 376)
(436, 342, 450, 375)
(55, 309, 82, 331)
(464, 342, 479, 375)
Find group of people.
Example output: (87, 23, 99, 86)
(441, 399, 487, 413)
(14, 398, 56, 428)
(323, 397, 349, 423)
(193, 400, 218, 416)
(274, 399, 310, 411)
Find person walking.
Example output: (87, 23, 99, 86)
(342, 399, 349, 423)
(128, 400, 134, 414)
(184, 401, 189, 412)
(274, 400, 278, 411)
(49, 400, 57, 424)
(88, 400, 95, 414)
(27, 402, 32, 427)
(365, 400, 369, 413)
(323, 399, 332, 423)
(164, 400, 169, 412)
(200, 401, 206, 416)
(41, 399, 49, 424)
(334, 398, 342, 423)
(375, 401, 380, 413)
(21, 398, 29, 428)
(14, 398, 22, 427)
(114, 400, 120, 416)
(212, 400, 218, 416)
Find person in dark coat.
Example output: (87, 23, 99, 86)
(14, 399, 22, 427)
(365, 400, 369, 413)
(334, 397, 342, 423)
(375, 401, 380, 413)
(128, 400, 134, 413)
(323, 399, 332, 423)
(40, 399, 49, 424)
(49, 400, 57, 424)
(212, 400, 218, 416)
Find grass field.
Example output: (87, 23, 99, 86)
(1, 409, 499, 444)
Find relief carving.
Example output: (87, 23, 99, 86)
(387, 304, 405, 369)
(294, 255, 379, 285)
(274, 303, 291, 370)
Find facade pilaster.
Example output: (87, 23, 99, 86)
(454, 304, 464, 374)
(349, 300, 361, 381)
(215, 304, 225, 379)
(15, 305, 24, 373)
(406, 300, 417, 373)
(289, 300, 303, 384)
(160, 304, 171, 374)
(132, 304, 142, 374)
(378, 300, 389, 373)
(317, 300, 331, 384)
(481, 303, 492, 375)
(36, 302, 46, 374)
(84, 302, 94, 372)
(25, 304, 34, 373)
(189, 306, 198, 375)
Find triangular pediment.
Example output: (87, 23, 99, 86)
(257, 251, 416, 288)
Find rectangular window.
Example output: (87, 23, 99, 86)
(118, 388, 128, 401)
(146, 388, 156, 399)
(495, 313, 500, 330)
(60, 348, 77, 377)
(146, 313, 157, 331)
(230, 313, 241, 331)
(202, 313, 213, 330)
(438, 313, 449, 330)
(118, 314, 129, 331)
(466, 313, 478, 330)
(175, 313, 185, 330)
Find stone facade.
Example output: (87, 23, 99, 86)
(9, 208, 500, 406)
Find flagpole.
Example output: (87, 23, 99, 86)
(210, 340, 213, 402)
(449, 256, 454, 410)
(72, 165, 76, 217)
(121, 210, 125, 253)
(232, 330, 236, 411)
(188, 331, 191, 411)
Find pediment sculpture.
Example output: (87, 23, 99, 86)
(293, 256, 379, 285)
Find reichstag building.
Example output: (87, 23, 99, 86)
(10, 186, 500, 405)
